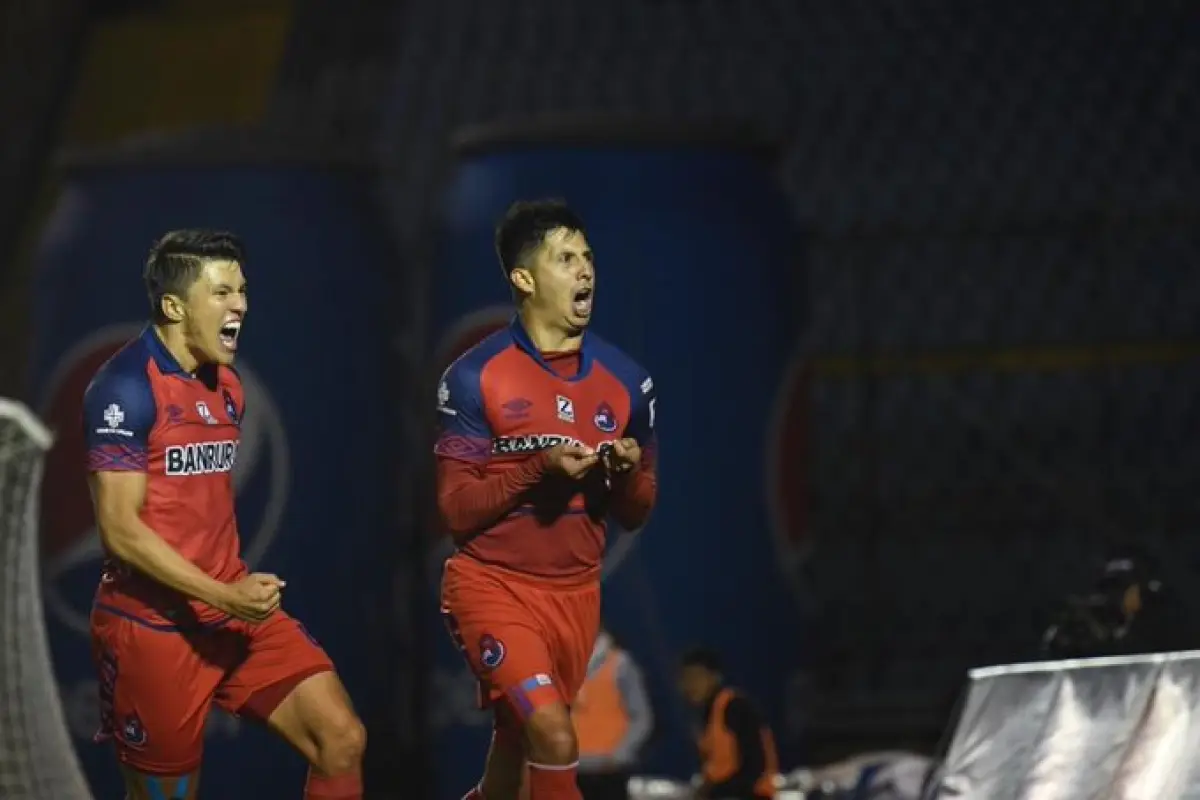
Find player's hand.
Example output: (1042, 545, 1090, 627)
(545, 442, 599, 479)
(606, 438, 642, 474)
(218, 573, 285, 623)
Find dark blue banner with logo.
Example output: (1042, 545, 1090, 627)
(30, 164, 394, 799)
(427, 137, 809, 798)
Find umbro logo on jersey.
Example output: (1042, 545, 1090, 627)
(502, 397, 533, 419)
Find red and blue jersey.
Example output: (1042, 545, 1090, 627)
(83, 327, 247, 626)
(435, 318, 658, 579)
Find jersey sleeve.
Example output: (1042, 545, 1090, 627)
(434, 360, 493, 463)
(624, 372, 658, 466)
(610, 365, 659, 530)
(83, 367, 156, 472)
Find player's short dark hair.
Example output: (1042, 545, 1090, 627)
(144, 229, 245, 323)
(680, 647, 723, 674)
(494, 198, 587, 280)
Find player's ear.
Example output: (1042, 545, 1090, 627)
(160, 293, 186, 323)
(510, 267, 535, 297)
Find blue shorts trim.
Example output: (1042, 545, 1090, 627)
(93, 603, 232, 632)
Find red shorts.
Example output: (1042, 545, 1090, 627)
(441, 555, 601, 722)
(91, 606, 334, 776)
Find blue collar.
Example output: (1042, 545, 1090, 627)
(141, 325, 192, 377)
(509, 316, 593, 382)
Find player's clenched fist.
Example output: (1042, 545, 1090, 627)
(218, 572, 286, 622)
(545, 442, 599, 478)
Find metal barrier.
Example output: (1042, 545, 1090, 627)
(929, 651, 1200, 799)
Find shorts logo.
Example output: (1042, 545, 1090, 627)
(120, 713, 147, 748)
(479, 634, 506, 671)
(593, 401, 618, 433)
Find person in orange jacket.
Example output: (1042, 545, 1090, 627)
(679, 648, 778, 800)
(571, 627, 655, 800)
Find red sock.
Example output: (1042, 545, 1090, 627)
(526, 762, 580, 800)
(304, 770, 363, 799)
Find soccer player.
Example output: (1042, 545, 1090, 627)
(435, 199, 659, 800)
(84, 230, 366, 800)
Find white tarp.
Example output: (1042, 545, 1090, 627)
(928, 651, 1200, 800)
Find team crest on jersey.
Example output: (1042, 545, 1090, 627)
(593, 401, 618, 433)
(479, 634, 506, 670)
(165, 440, 239, 476)
(196, 400, 218, 424)
(223, 389, 239, 425)
(120, 714, 148, 748)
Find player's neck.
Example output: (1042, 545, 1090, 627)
(518, 309, 583, 354)
(152, 323, 200, 374)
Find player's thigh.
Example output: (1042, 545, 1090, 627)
(217, 613, 362, 765)
(548, 582, 602, 704)
(91, 610, 222, 778)
(216, 613, 336, 721)
(442, 601, 564, 719)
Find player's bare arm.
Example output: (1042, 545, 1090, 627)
(90, 462, 283, 623)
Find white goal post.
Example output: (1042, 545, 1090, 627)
(0, 398, 92, 799)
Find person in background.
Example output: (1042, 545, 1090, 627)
(571, 626, 655, 800)
(1040, 544, 1192, 660)
(678, 648, 778, 800)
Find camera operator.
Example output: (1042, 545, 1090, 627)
(1040, 546, 1192, 660)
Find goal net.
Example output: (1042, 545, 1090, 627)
(0, 398, 92, 799)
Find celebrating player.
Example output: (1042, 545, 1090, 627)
(83, 230, 365, 800)
(436, 199, 659, 800)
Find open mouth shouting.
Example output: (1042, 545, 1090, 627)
(572, 285, 594, 319)
(218, 318, 242, 352)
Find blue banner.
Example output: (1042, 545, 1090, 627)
(30, 165, 394, 799)
(427, 141, 808, 797)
